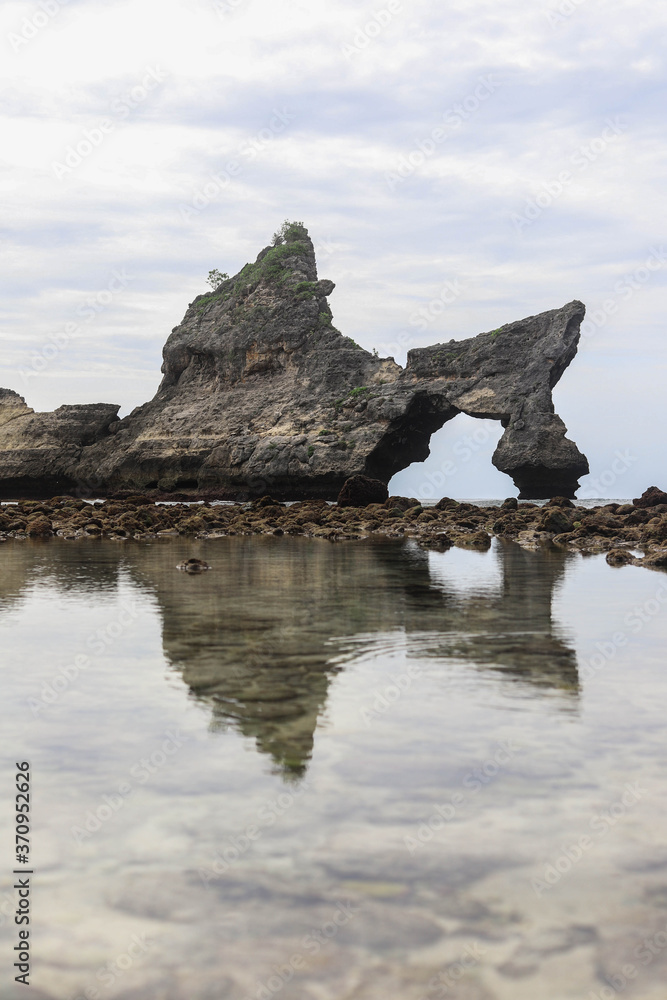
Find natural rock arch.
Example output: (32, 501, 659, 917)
(387, 414, 509, 500)
(0, 224, 588, 500)
(360, 297, 589, 497)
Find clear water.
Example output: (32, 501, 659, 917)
(1, 536, 666, 1000)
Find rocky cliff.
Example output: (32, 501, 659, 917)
(0, 223, 588, 499)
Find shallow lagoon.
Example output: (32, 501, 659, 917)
(1, 536, 667, 1000)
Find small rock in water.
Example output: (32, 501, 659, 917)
(537, 507, 572, 534)
(545, 495, 576, 508)
(633, 486, 667, 508)
(435, 496, 460, 510)
(606, 549, 635, 567)
(451, 530, 492, 550)
(177, 558, 210, 573)
(642, 549, 667, 569)
(26, 516, 53, 538)
(337, 475, 388, 507)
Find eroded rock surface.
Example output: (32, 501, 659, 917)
(0, 224, 588, 499)
(0, 389, 119, 497)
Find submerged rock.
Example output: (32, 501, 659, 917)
(0, 225, 589, 500)
(606, 549, 635, 567)
(177, 558, 211, 573)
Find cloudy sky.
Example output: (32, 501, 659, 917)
(1, 0, 665, 498)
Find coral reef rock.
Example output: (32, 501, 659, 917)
(1, 492, 666, 573)
(633, 487, 667, 509)
(0, 224, 589, 500)
(337, 475, 389, 507)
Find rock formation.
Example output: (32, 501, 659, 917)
(0, 223, 589, 499)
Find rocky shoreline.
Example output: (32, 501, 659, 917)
(1, 486, 666, 572)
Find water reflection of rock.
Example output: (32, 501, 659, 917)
(418, 541, 579, 690)
(0, 537, 578, 777)
(121, 537, 578, 777)
(124, 537, 403, 779)
(0, 537, 123, 613)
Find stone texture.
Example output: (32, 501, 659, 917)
(337, 474, 389, 507)
(3, 495, 664, 573)
(0, 388, 119, 497)
(633, 486, 667, 508)
(0, 224, 588, 500)
(537, 507, 573, 534)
